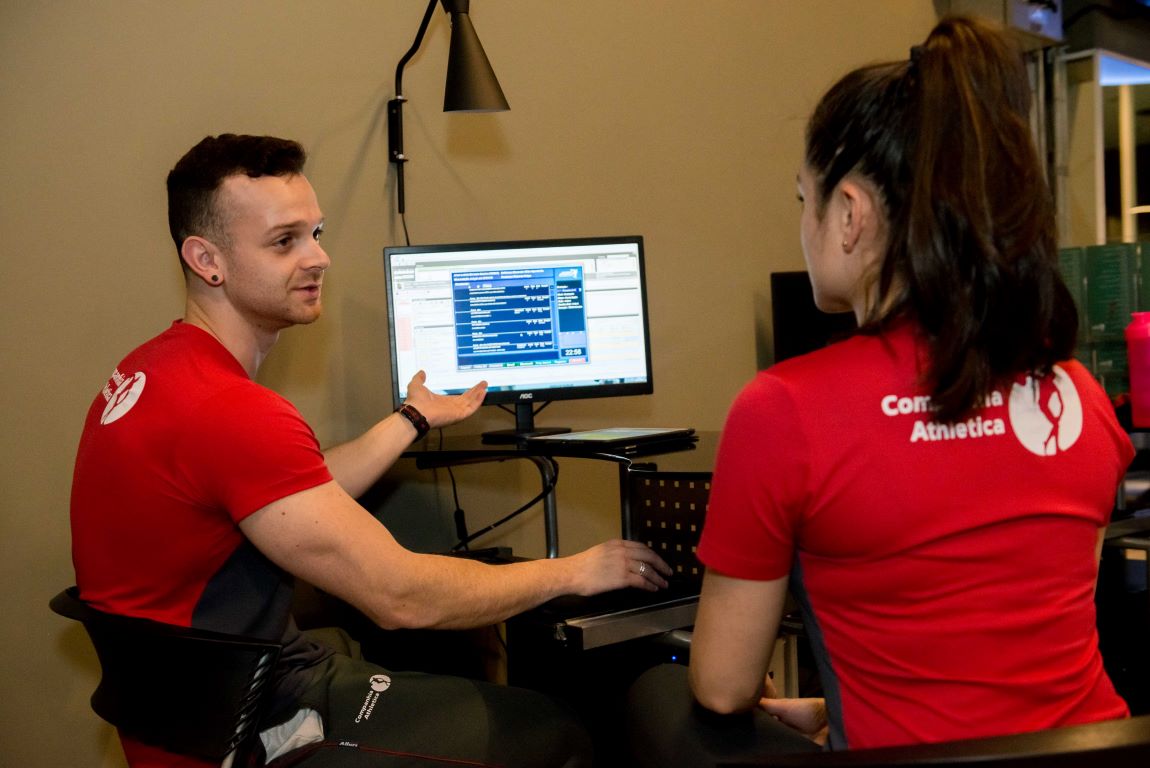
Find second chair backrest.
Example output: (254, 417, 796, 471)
(734, 712, 1150, 767)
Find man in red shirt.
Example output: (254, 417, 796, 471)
(72, 134, 671, 767)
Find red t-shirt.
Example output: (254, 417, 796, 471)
(698, 319, 1132, 749)
(70, 321, 333, 766)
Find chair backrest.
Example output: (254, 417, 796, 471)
(50, 586, 282, 765)
(725, 713, 1150, 767)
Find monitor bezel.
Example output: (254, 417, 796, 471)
(383, 235, 655, 411)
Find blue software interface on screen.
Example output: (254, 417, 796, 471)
(452, 267, 589, 370)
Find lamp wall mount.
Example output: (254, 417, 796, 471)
(388, 0, 508, 217)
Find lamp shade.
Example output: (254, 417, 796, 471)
(444, 10, 509, 112)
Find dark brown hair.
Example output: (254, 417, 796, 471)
(805, 16, 1076, 422)
(166, 134, 306, 260)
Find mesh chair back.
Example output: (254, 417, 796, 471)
(50, 587, 281, 764)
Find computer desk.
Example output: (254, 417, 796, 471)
(399, 432, 719, 663)
(400, 431, 717, 559)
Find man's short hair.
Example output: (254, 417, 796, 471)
(166, 134, 306, 260)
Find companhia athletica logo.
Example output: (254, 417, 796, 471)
(881, 390, 1007, 443)
(100, 369, 146, 425)
(1007, 365, 1083, 456)
(355, 674, 392, 723)
(879, 364, 1083, 456)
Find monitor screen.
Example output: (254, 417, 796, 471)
(383, 236, 653, 439)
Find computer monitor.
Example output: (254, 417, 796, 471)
(770, 271, 857, 363)
(383, 235, 654, 441)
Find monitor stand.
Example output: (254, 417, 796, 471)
(482, 402, 571, 444)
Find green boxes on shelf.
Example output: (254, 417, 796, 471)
(1090, 340, 1131, 400)
(1059, 246, 1088, 340)
(1084, 243, 1139, 341)
(1059, 243, 1146, 398)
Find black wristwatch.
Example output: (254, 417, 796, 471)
(395, 403, 430, 441)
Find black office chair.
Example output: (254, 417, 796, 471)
(721, 713, 1150, 767)
(50, 586, 282, 766)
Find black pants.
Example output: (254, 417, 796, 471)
(625, 664, 822, 767)
(269, 654, 593, 768)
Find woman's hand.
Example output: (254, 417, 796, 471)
(759, 674, 829, 745)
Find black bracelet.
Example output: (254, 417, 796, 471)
(395, 403, 430, 441)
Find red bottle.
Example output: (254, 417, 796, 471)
(1126, 311, 1150, 427)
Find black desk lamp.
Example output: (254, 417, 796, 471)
(388, 0, 509, 218)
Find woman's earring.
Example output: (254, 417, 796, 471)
(211, 275, 220, 283)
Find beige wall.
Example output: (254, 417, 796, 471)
(0, 2, 939, 764)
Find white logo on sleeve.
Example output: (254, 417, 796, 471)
(1008, 365, 1083, 456)
(100, 371, 146, 425)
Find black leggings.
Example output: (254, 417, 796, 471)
(625, 664, 823, 767)
(269, 654, 593, 768)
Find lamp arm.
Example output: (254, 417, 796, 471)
(394, 0, 440, 98)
